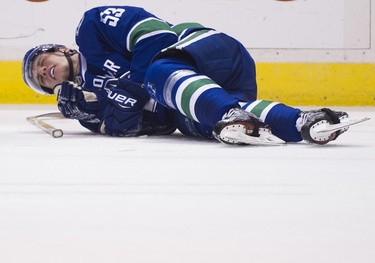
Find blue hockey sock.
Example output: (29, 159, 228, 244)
(193, 87, 239, 126)
(242, 100, 303, 142)
(145, 58, 239, 127)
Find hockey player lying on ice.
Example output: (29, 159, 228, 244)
(22, 5, 361, 145)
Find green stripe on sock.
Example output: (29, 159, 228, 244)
(181, 78, 215, 118)
(250, 100, 273, 117)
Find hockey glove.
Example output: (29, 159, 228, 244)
(100, 78, 150, 136)
(56, 81, 100, 123)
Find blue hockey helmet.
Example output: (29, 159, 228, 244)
(22, 44, 75, 95)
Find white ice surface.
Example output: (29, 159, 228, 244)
(1, 105, 375, 263)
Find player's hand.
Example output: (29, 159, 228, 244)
(99, 78, 150, 136)
(55, 81, 99, 123)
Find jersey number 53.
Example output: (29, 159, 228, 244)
(100, 8, 125, 27)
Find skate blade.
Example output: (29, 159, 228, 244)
(316, 117, 370, 134)
(219, 129, 286, 146)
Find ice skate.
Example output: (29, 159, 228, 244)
(212, 108, 285, 146)
(296, 108, 349, 145)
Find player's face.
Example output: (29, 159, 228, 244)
(31, 51, 71, 91)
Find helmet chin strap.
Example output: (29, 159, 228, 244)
(63, 49, 78, 82)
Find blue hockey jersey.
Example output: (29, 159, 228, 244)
(72, 5, 257, 138)
(75, 6, 180, 86)
(73, 6, 181, 135)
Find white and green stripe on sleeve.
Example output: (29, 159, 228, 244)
(126, 17, 177, 52)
